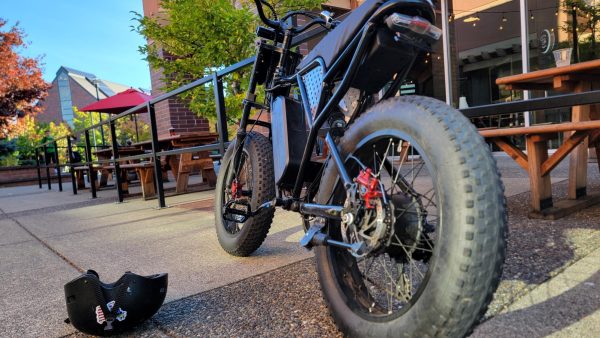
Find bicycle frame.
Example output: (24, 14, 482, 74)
(229, 0, 435, 211)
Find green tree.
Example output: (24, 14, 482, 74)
(11, 114, 42, 162)
(562, 0, 600, 60)
(134, 0, 322, 122)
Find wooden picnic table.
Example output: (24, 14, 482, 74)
(133, 132, 219, 193)
(92, 146, 147, 188)
(490, 59, 600, 218)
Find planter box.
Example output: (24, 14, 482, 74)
(0, 165, 69, 186)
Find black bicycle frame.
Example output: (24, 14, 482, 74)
(231, 0, 431, 205)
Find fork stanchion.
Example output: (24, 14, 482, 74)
(109, 120, 124, 202)
(147, 102, 166, 208)
(213, 73, 228, 156)
(67, 137, 77, 195)
(44, 145, 51, 190)
(35, 147, 42, 189)
(54, 141, 63, 192)
(85, 130, 97, 198)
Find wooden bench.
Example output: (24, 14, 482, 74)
(104, 162, 156, 200)
(480, 120, 600, 219)
(168, 152, 217, 193)
(73, 165, 102, 190)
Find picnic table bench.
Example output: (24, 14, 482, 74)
(134, 132, 219, 193)
(72, 162, 156, 199)
(482, 59, 600, 219)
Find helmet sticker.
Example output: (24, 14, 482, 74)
(95, 306, 106, 324)
(95, 301, 128, 325)
(106, 301, 128, 322)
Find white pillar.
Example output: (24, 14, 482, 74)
(520, 0, 531, 126)
(440, 0, 453, 106)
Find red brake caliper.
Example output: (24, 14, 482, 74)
(355, 168, 382, 209)
(231, 179, 243, 199)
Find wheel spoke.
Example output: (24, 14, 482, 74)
(330, 135, 439, 319)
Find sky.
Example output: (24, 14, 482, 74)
(1, 0, 151, 90)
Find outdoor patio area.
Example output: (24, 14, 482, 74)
(1, 155, 598, 337)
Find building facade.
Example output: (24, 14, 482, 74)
(38, 66, 131, 126)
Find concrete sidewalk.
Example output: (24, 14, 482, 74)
(0, 156, 598, 337)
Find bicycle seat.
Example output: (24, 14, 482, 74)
(297, 0, 384, 70)
(297, 0, 435, 71)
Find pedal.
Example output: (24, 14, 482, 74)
(223, 199, 277, 223)
(223, 200, 252, 223)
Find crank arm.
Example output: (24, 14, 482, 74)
(300, 224, 366, 255)
(223, 199, 278, 223)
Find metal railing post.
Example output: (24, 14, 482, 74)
(109, 120, 124, 202)
(35, 147, 42, 188)
(67, 136, 77, 195)
(85, 130, 97, 198)
(213, 73, 228, 155)
(147, 102, 166, 208)
(54, 141, 63, 191)
(43, 145, 51, 190)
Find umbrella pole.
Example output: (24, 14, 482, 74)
(90, 114, 97, 150)
(134, 114, 140, 142)
(99, 112, 106, 147)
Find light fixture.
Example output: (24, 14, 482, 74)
(502, 13, 507, 22)
(555, 9, 558, 16)
(529, 11, 534, 20)
(448, 14, 454, 22)
(499, 25, 504, 30)
(464, 14, 480, 23)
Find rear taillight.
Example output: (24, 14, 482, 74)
(385, 13, 442, 41)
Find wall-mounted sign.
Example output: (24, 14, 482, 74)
(539, 29, 555, 54)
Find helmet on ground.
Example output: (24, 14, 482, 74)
(64, 270, 168, 336)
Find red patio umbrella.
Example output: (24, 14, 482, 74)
(80, 88, 151, 114)
(80, 88, 152, 143)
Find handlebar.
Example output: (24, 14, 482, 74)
(254, 0, 281, 30)
(254, 0, 338, 34)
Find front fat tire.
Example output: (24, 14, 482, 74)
(215, 132, 275, 257)
(315, 96, 507, 338)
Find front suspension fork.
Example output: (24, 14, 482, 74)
(226, 56, 262, 188)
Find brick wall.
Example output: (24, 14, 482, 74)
(37, 79, 62, 124)
(147, 44, 210, 138)
(0, 166, 68, 186)
(69, 78, 97, 110)
(36, 76, 99, 125)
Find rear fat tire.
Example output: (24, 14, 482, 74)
(215, 132, 276, 257)
(315, 96, 507, 337)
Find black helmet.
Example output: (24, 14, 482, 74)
(64, 270, 168, 336)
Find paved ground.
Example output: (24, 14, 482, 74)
(0, 154, 598, 337)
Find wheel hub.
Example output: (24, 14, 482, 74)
(388, 192, 433, 262)
(340, 168, 433, 260)
(341, 169, 393, 257)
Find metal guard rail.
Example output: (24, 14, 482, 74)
(34, 18, 600, 207)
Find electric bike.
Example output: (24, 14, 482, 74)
(215, 1, 507, 336)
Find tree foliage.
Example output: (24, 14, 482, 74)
(0, 19, 49, 137)
(0, 114, 72, 166)
(134, 0, 322, 121)
(561, 0, 600, 59)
